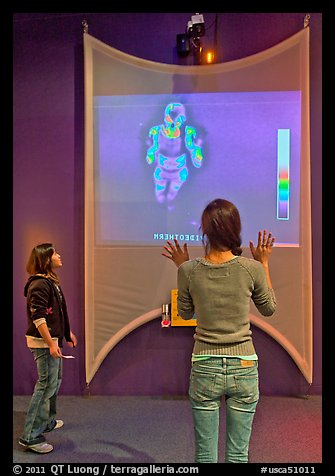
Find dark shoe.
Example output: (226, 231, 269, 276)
(19, 440, 53, 453)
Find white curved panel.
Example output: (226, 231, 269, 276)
(86, 308, 161, 385)
(84, 28, 312, 387)
(250, 314, 312, 383)
(87, 308, 312, 386)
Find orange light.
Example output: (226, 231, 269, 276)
(205, 50, 215, 64)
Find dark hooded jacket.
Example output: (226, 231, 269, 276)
(24, 275, 72, 347)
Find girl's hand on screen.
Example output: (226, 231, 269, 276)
(162, 239, 190, 267)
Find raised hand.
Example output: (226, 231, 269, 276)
(249, 230, 275, 265)
(162, 238, 190, 267)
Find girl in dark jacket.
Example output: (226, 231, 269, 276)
(19, 243, 77, 454)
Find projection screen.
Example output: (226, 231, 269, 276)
(84, 27, 312, 385)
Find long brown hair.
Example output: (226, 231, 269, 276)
(201, 198, 242, 256)
(26, 243, 59, 284)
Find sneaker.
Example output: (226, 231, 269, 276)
(54, 419, 64, 429)
(19, 440, 53, 454)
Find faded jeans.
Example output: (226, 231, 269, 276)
(189, 357, 259, 463)
(20, 348, 62, 445)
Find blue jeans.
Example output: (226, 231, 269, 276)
(20, 348, 62, 445)
(189, 357, 259, 463)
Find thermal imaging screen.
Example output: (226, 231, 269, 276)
(94, 91, 301, 246)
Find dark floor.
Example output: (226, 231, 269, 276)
(13, 394, 322, 464)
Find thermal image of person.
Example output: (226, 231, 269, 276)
(146, 102, 203, 209)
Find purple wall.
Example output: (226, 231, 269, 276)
(13, 12, 322, 396)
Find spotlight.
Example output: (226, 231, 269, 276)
(176, 13, 208, 64)
(187, 13, 205, 38)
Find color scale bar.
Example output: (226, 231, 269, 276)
(277, 129, 290, 220)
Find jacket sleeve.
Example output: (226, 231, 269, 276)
(177, 263, 195, 320)
(58, 286, 72, 342)
(27, 280, 52, 322)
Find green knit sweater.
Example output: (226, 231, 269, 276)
(177, 256, 277, 356)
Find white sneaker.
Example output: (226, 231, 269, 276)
(44, 419, 64, 432)
(19, 441, 53, 453)
(54, 419, 64, 429)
